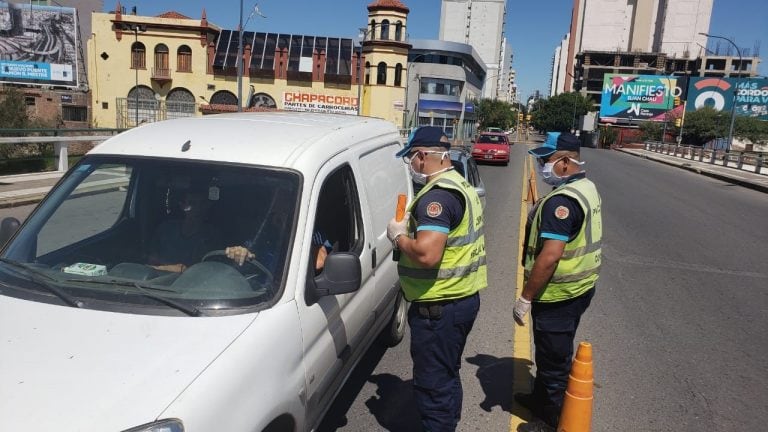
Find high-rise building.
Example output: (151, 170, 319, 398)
(439, 0, 506, 99)
(554, 0, 713, 93)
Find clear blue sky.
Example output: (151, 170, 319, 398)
(114, 0, 767, 101)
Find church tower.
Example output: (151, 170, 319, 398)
(362, 0, 410, 128)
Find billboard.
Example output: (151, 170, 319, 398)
(599, 74, 685, 122)
(686, 77, 768, 121)
(0, 2, 80, 87)
(282, 91, 358, 115)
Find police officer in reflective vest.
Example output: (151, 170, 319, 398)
(513, 132, 602, 428)
(387, 127, 487, 432)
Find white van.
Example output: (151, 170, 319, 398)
(0, 112, 412, 432)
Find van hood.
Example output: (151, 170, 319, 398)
(0, 294, 257, 431)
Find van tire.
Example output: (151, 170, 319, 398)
(378, 290, 407, 347)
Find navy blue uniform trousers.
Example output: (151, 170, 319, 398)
(531, 287, 595, 410)
(408, 292, 480, 432)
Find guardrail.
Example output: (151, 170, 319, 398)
(644, 141, 767, 175)
(0, 129, 123, 173)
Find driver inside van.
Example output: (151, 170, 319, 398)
(148, 187, 219, 273)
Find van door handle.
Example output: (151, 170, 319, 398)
(371, 247, 377, 269)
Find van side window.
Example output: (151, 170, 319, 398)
(311, 165, 364, 273)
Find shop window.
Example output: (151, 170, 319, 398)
(177, 45, 192, 72)
(131, 42, 146, 69)
(376, 62, 387, 85)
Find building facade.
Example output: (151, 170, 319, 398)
(405, 39, 486, 140)
(87, 0, 414, 129)
(439, 0, 506, 99)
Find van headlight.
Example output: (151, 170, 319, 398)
(122, 419, 184, 432)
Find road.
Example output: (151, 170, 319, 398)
(2, 143, 767, 431)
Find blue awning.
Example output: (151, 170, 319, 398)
(419, 99, 474, 113)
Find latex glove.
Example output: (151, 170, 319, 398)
(513, 297, 532, 326)
(387, 212, 410, 246)
(225, 246, 255, 266)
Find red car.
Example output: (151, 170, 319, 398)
(471, 132, 510, 165)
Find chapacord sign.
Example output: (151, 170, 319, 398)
(282, 92, 358, 115)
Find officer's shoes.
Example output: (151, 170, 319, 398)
(513, 393, 560, 428)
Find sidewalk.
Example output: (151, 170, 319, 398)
(0, 171, 64, 208)
(615, 147, 768, 193)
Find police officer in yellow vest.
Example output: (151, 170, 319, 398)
(387, 127, 487, 432)
(513, 132, 602, 428)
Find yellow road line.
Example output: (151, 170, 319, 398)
(510, 155, 534, 431)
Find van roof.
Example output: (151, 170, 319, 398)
(89, 112, 400, 169)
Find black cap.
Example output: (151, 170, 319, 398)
(396, 126, 450, 158)
(528, 132, 581, 158)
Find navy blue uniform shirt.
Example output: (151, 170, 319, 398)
(539, 173, 586, 242)
(414, 187, 465, 234)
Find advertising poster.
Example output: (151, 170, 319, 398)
(282, 92, 358, 115)
(0, 2, 79, 87)
(599, 74, 685, 122)
(686, 77, 768, 121)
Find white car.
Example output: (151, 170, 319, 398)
(0, 112, 412, 432)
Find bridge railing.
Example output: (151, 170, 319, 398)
(0, 129, 125, 174)
(644, 141, 767, 175)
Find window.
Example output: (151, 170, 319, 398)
(365, 61, 371, 85)
(62, 105, 88, 122)
(311, 165, 364, 275)
(380, 19, 390, 40)
(154, 44, 169, 71)
(395, 21, 403, 41)
(131, 42, 146, 69)
(177, 45, 192, 72)
(377, 62, 387, 85)
(394, 63, 403, 87)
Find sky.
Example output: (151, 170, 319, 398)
(111, 0, 767, 101)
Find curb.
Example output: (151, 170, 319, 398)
(0, 193, 49, 210)
(616, 148, 768, 194)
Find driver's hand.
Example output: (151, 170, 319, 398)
(225, 246, 255, 266)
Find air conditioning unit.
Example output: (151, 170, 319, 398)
(638, 62, 649, 68)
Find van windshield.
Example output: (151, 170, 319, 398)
(0, 156, 300, 315)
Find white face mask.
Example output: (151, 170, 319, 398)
(537, 157, 584, 186)
(408, 151, 451, 185)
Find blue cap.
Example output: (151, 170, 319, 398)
(528, 132, 580, 158)
(395, 126, 450, 158)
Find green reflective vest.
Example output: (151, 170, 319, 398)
(398, 169, 487, 302)
(524, 177, 602, 302)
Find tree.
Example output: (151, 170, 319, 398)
(733, 116, 768, 145)
(0, 87, 30, 131)
(530, 92, 594, 133)
(474, 98, 516, 130)
(680, 107, 728, 146)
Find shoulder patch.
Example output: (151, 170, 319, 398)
(426, 201, 443, 218)
(554, 205, 570, 220)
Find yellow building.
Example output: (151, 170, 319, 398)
(87, 0, 410, 129)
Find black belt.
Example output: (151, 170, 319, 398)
(413, 292, 477, 320)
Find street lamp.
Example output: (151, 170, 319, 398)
(237, 2, 266, 112)
(356, 27, 372, 116)
(660, 74, 676, 144)
(699, 32, 742, 152)
(126, 23, 146, 127)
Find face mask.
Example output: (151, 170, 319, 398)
(408, 151, 451, 185)
(537, 157, 584, 186)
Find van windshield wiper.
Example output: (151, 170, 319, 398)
(0, 258, 84, 308)
(64, 277, 203, 317)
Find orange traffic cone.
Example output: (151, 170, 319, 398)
(557, 341, 594, 432)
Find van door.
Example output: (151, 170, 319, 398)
(297, 161, 375, 425)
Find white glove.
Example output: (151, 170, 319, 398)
(513, 297, 532, 326)
(387, 212, 410, 247)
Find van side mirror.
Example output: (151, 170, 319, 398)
(475, 186, 486, 198)
(311, 252, 362, 298)
(0, 217, 21, 248)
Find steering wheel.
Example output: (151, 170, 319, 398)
(201, 250, 274, 285)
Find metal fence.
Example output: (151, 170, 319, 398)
(644, 141, 767, 174)
(116, 98, 197, 128)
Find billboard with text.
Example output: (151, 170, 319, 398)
(0, 2, 80, 87)
(600, 74, 685, 122)
(686, 77, 768, 121)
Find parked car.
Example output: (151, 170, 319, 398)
(449, 148, 486, 210)
(0, 112, 412, 432)
(471, 132, 511, 165)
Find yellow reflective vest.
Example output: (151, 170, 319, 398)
(398, 169, 487, 302)
(524, 177, 602, 302)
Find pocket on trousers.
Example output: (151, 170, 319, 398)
(534, 316, 576, 333)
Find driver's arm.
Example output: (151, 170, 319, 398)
(225, 245, 255, 266)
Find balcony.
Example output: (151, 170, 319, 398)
(151, 67, 172, 84)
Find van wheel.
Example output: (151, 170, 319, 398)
(378, 291, 407, 347)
